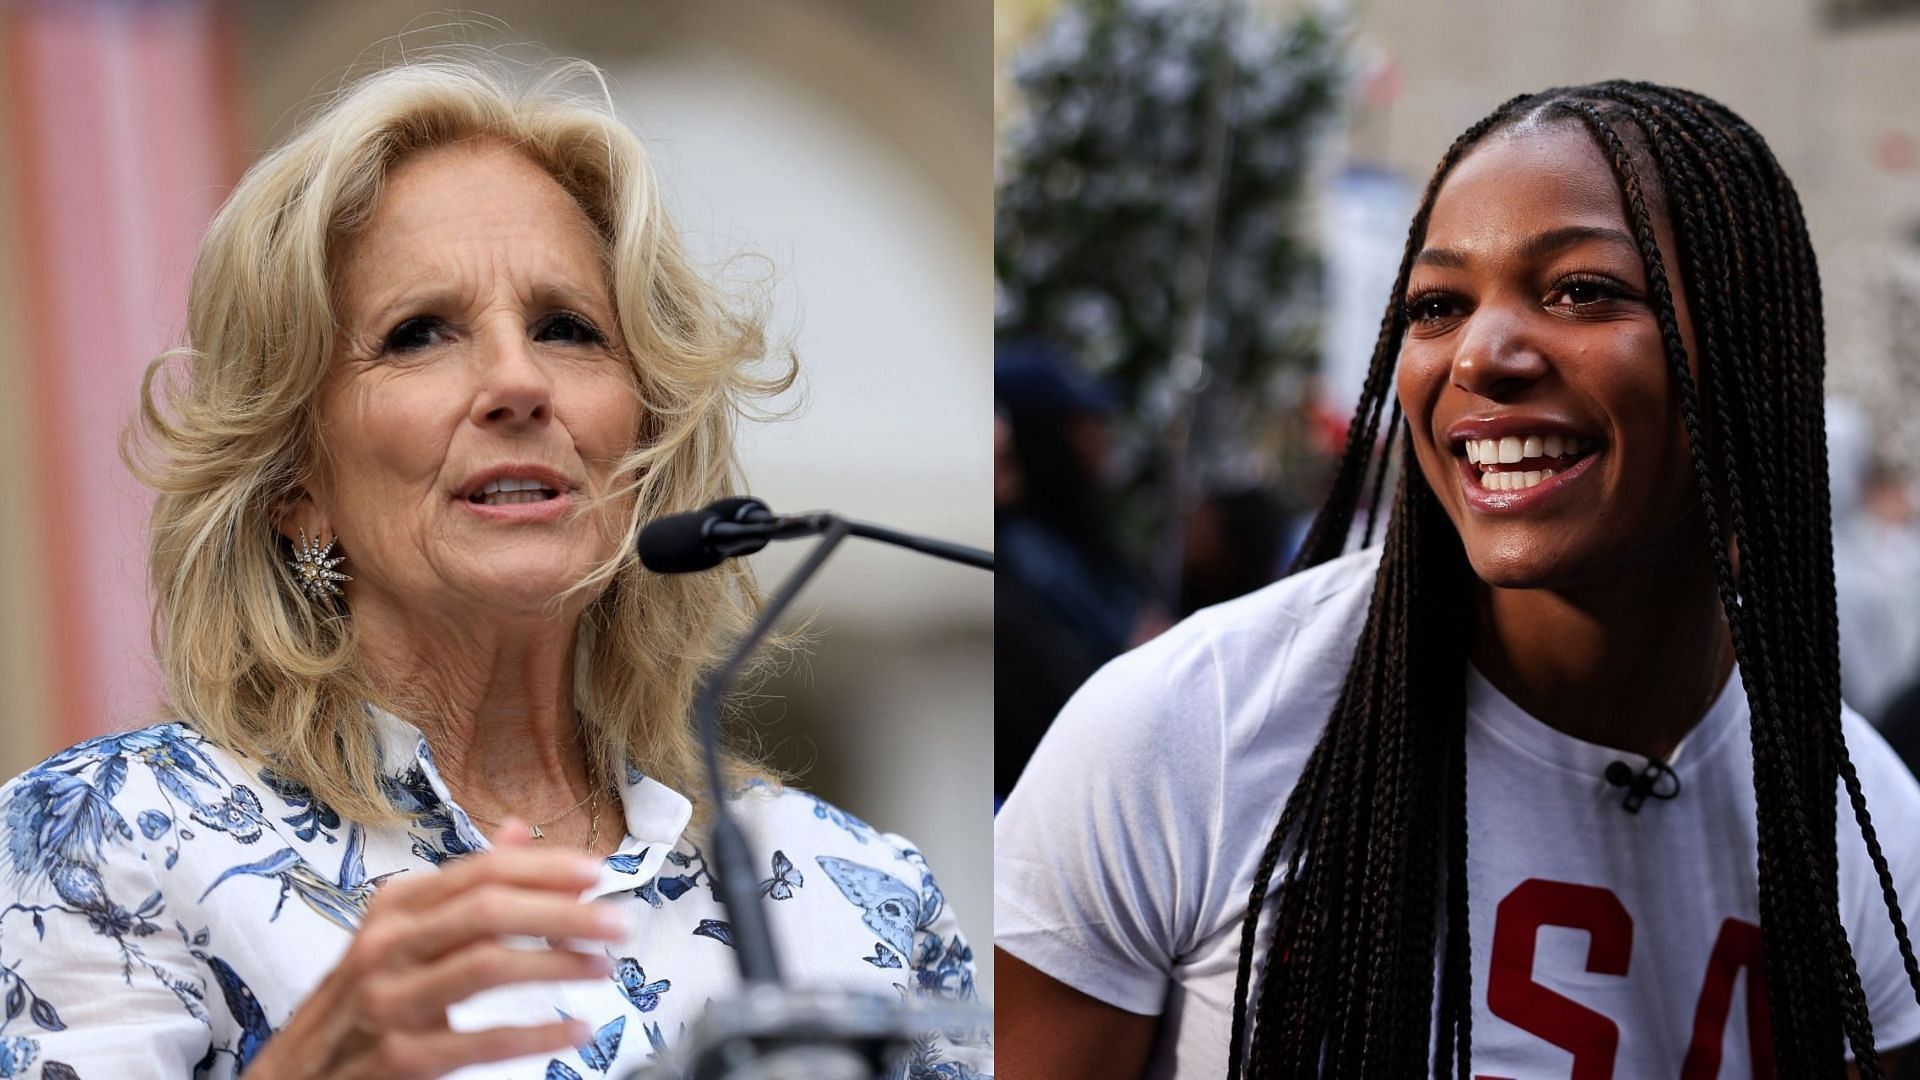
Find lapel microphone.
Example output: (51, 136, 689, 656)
(1604, 757, 1681, 813)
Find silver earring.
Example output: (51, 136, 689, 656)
(289, 528, 350, 602)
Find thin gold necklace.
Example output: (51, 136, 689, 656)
(466, 785, 602, 842)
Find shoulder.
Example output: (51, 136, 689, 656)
(1, 720, 239, 823)
(726, 783, 976, 989)
(726, 781, 929, 877)
(1032, 544, 1380, 772)
(725, 783, 954, 928)
(1120, 544, 1379, 679)
(994, 549, 1376, 982)
(0, 722, 262, 888)
(1839, 707, 1920, 829)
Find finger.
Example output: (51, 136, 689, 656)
(394, 886, 625, 964)
(360, 1018, 590, 1079)
(494, 815, 532, 848)
(375, 944, 614, 1029)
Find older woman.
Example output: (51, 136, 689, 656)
(0, 59, 985, 1079)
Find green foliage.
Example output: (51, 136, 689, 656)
(996, 0, 1345, 503)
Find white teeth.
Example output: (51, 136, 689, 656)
(1472, 433, 1591, 463)
(479, 490, 551, 506)
(1479, 467, 1557, 493)
(477, 476, 556, 497)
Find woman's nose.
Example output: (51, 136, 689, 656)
(1449, 303, 1552, 400)
(470, 321, 554, 428)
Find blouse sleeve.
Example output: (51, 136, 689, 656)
(882, 837, 993, 1079)
(0, 767, 216, 1078)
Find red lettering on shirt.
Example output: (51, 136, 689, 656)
(1481, 878, 1634, 1080)
(1679, 917, 1772, 1080)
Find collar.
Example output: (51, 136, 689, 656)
(1464, 661, 1746, 780)
(362, 703, 691, 898)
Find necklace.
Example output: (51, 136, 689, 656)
(465, 784, 603, 843)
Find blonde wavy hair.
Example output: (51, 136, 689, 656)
(125, 55, 794, 828)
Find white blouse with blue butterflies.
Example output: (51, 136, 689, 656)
(0, 706, 991, 1079)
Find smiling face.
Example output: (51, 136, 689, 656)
(289, 139, 643, 624)
(1395, 121, 1705, 590)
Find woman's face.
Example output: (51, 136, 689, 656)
(1395, 122, 1703, 590)
(295, 140, 642, 624)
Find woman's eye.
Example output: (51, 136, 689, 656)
(382, 317, 446, 354)
(536, 312, 607, 345)
(1403, 292, 1460, 324)
(1549, 277, 1626, 311)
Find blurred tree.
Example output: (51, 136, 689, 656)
(995, 0, 1344, 567)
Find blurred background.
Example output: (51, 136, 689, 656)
(994, 0, 1920, 797)
(0, 1, 992, 996)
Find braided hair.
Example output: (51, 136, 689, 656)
(1226, 81, 1920, 1078)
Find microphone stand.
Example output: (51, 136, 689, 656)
(620, 513, 991, 1079)
(701, 516, 852, 985)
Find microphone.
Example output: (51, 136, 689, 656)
(619, 498, 992, 1078)
(639, 497, 995, 574)
(637, 497, 779, 573)
(1604, 757, 1681, 813)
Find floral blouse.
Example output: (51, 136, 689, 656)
(0, 707, 990, 1079)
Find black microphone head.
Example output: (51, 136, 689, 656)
(1604, 761, 1636, 788)
(708, 496, 772, 524)
(639, 510, 728, 574)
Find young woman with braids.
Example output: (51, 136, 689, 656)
(995, 81, 1920, 1078)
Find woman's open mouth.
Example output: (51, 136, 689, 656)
(1453, 432, 1603, 509)
(467, 477, 562, 506)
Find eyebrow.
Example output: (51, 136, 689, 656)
(1413, 225, 1640, 270)
(359, 281, 613, 329)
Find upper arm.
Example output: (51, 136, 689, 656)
(994, 628, 1239, 1012)
(996, 947, 1157, 1080)
(0, 770, 215, 1075)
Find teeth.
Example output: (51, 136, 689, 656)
(478, 490, 552, 506)
(1481, 467, 1555, 493)
(1469, 434, 1593, 463)
(480, 476, 551, 495)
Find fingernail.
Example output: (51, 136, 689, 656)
(574, 857, 602, 879)
(595, 909, 625, 936)
(569, 1019, 592, 1042)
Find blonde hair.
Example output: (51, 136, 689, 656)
(125, 55, 794, 827)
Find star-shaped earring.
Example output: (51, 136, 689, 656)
(289, 528, 351, 602)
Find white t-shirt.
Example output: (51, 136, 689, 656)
(996, 546, 1920, 1078)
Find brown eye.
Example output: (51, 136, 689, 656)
(1548, 274, 1631, 312)
(1564, 281, 1606, 306)
(535, 312, 607, 346)
(383, 317, 447, 354)
(1403, 291, 1461, 324)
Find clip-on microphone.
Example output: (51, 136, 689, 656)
(1604, 757, 1681, 814)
